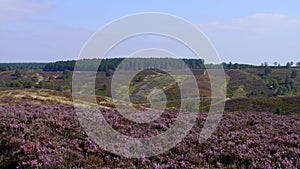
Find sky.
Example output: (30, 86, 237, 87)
(0, 0, 300, 65)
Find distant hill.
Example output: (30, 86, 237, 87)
(0, 58, 299, 100)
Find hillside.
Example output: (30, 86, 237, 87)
(1, 67, 299, 98)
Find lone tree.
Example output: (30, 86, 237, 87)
(285, 75, 292, 85)
(15, 69, 21, 79)
(62, 70, 72, 80)
(291, 70, 297, 79)
(264, 67, 272, 75)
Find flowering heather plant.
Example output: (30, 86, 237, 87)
(0, 101, 299, 168)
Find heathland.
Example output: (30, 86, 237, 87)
(0, 59, 299, 168)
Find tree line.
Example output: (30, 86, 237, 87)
(0, 63, 46, 71)
(222, 61, 300, 69)
(1, 59, 300, 72)
(42, 58, 206, 72)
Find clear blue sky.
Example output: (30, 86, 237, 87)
(1, 0, 300, 65)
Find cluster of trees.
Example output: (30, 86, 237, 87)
(265, 69, 298, 96)
(222, 62, 260, 69)
(5, 79, 36, 88)
(264, 61, 300, 68)
(43, 61, 76, 71)
(269, 76, 297, 96)
(0, 71, 37, 89)
(0, 69, 71, 92)
(222, 61, 300, 69)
